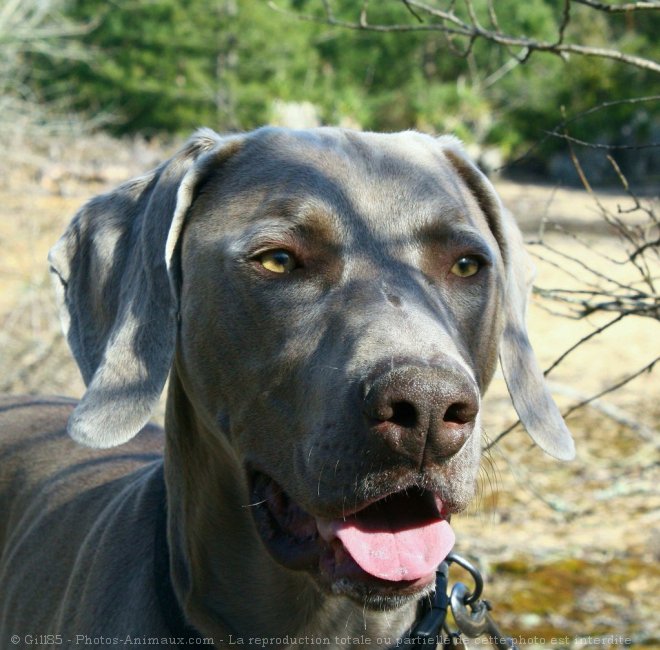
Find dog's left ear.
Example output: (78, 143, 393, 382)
(439, 137, 575, 460)
(49, 129, 243, 448)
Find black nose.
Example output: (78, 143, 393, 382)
(362, 362, 479, 465)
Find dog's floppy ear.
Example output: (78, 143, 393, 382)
(438, 137, 575, 460)
(49, 129, 243, 448)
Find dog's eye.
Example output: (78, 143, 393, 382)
(450, 256, 481, 278)
(257, 249, 298, 274)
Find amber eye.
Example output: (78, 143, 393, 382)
(450, 256, 481, 278)
(257, 249, 298, 274)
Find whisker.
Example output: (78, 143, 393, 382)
(240, 485, 284, 508)
(317, 462, 326, 497)
(241, 498, 268, 508)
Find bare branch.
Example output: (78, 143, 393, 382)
(485, 419, 522, 452)
(533, 241, 639, 293)
(630, 237, 660, 262)
(486, 0, 499, 30)
(572, 0, 660, 12)
(529, 250, 605, 295)
(486, 358, 658, 451)
(552, 42, 659, 72)
(533, 288, 658, 318)
(548, 131, 660, 150)
(402, 0, 424, 23)
(562, 357, 659, 419)
(463, 0, 481, 32)
(556, 0, 572, 46)
(279, 0, 660, 74)
(543, 314, 626, 375)
(505, 96, 660, 172)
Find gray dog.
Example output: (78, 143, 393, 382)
(0, 128, 574, 648)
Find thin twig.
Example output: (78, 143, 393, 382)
(504, 96, 660, 171)
(548, 131, 660, 150)
(555, 0, 572, 47)
(402, 0, 424, 23)
(534, 241, 636, 292)
(543, 313, 626, 375)
(562, 357, 659, 419)
(572, 0, 660, 12)
(487, 358, 659, 451)
(547, 381, 658, 441)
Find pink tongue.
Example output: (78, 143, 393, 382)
(319, 507, 455, 582)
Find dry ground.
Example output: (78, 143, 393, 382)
(0, 134, 658, 648)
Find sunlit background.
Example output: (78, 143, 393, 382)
(0, 1, 658, 646)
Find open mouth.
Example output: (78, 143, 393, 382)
(249, 471, 455, 600)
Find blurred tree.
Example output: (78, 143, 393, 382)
(32, 0, 325, 134)
(283, 0, 659, 182)
(0, 0, 88, 138)
(35, 0, 232, 134)
(25, 0, 659, 183)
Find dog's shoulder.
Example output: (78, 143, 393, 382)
(0, 395, 164, 512)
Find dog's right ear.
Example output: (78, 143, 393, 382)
(49, 129, 243, 448)
(438, 137, 575, 461)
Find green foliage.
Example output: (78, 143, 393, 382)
(26, 0, 659, 176)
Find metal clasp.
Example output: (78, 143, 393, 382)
(450, 582, 491, 637)
(446, 554, 520, 650)
(406, 553, 520, 650)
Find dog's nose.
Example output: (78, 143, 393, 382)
(362, 363, 479, 464)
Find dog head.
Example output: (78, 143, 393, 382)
(50, 127, 574, 607)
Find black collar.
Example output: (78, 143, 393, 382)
(404, 562, 450, 644)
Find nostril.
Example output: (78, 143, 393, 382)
(443, 402, 474, 426)
(389, 401, 418, 429)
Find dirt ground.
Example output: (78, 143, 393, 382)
(0, 134, 658, 648)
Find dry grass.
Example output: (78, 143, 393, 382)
(0, 133, 657, 647)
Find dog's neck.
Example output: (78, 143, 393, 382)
(162, 371, 416, 647)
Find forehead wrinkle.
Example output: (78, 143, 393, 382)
(416, 219, 496, 255)
(394, 169, 499, 254)
(230, 194, 347, 251)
